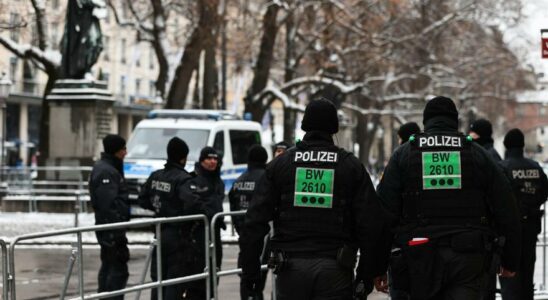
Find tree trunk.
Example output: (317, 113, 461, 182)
(282, 7, 296, 141)
(244, 2, 281, 121)
(150, 0, 169, 99)
(166, 0, 219, 108)
(202, 44, 218, 109)
(283, 107, 297, 143)
(166, 27, 204, 108)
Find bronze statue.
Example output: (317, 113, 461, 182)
(60, 0, 106, 79)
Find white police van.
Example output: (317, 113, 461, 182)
(124, 109, 267, 213)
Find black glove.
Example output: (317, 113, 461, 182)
(353, 279, 373, 300)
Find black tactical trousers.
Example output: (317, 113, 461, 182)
(276, 257, 353, 300)
(393, 246, 487, 300)
(500, 224, 538, 300)
(239, 237, 271, 300)
(184, 226, 223, 300)
(150, 229, 187, 300)
(97, 233, 129, 300)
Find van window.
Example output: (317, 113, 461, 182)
(213, 131, 224, 157)
(126, 128, 209, 162)
(229, 130, 261, 165)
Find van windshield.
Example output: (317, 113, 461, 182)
(126, 128, 209, 161)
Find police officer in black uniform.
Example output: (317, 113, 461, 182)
(470, 119, 502, 162)
(89, 134, 130, 300)
(240, 98, 389, 300)
(388, 121, 421, 300)
(185, 147, 226, 300)
(498, 129, 548, 300)
(138, 137, 210, 300)
(470, 119, 503, 300)
(377, 96, 521, 299)
(229, 145, 269, 300)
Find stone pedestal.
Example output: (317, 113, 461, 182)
(46, 79, 114, 170)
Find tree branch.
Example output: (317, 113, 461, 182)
(30, 0, 49, 50)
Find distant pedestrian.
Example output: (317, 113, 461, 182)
(470, 119, 502, 161)
(397, 122, 421, 145)
(229, 145, 269, 300)
(272, 141, 291, 158)
(89, 134, 130, 300)
(499, 129, 548, 300)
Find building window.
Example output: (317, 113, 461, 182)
(136, 48, 141, 67)
(120, 39, 126, 64)
(149, 47, 155, 69)
(213, 131, 225, 157)
(120, 76, 127, 96)
(103, 36, 110, 61)
(149, 80, 156, 97)
(9, 57, 17, 81)
(51, 22, 59, 50)
(135, 78, 141, 95)
(10, 13, 20, 42)
(121, 2, 129, 19)
(31, 23, 39, 46)
(99, 71, 110, 85)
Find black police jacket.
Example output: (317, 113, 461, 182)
(189, 163, 225, 220)
(475, 137, 502, 162)
(138, 160, 209, 219)
(499, 148, 548, 225)
(377, 116, 522, 271)
(240, 131, 390, 281)
(89, 153, 130, 225)
(228, 163, 265, 235)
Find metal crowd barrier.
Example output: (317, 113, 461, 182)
(0, 239, 7, 300)
(211, 211, 274, 300)
(7, 214, 210, 300)
(1, 166, 91, 215)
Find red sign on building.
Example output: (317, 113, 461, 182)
(542, 30, 548, 59)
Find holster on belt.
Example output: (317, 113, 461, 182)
(337, 244, 357, 270)
(267, 249, 287, 275)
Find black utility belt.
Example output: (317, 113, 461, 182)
(269, 246, 357, 274)
(403, 231, 493, 252)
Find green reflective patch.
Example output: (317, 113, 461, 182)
(422, 151, 462, 190)
(294, 167, 334, 208)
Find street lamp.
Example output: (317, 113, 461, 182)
(0, 73, 12, 181)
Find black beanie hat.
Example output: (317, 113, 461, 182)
(423, 96, 458, 125)
(199, 146, 219, 162)
(397, 122, 421, 144)
(248, 145, 268, 164)
(274, 141, 291, 151)
(504, 128, 525, 149)
(470, 119, 493, 138)
(103, 134, 126, 155)
(167, 137, 189, 162)
(301, 98, 339, 134)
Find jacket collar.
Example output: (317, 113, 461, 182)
(100, 152, 124, 176)
(505, 148, 524, 159)
(424, 116, 458, 134)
